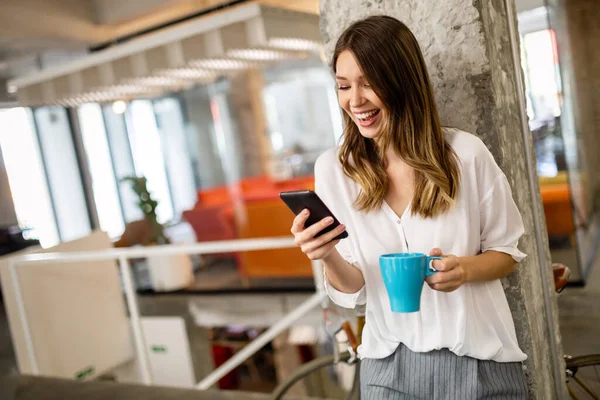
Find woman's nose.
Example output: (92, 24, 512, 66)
(349, 87, 365, 108)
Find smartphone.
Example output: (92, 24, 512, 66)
(280, 190, 348, 240)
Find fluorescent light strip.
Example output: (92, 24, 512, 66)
(158, 68, 217, 80)
(227, 48, 296, 61)
(268, 38, 322, 52)
(127, 77, 187, 87)
(190, 58, 255, 70)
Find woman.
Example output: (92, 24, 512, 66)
(291, 15, 529, 399)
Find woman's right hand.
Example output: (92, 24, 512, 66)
(291, 209, 346, 261)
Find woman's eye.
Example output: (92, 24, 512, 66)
(337, 85, 350, 91)
(363, 83, 371, 88)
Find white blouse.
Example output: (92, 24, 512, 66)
(315, 128, 527, 363)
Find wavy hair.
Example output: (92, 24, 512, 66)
(333, 16, 460, 218)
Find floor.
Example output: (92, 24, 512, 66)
(557, 254, 600, 397)
(0, 253, 599, 396)
(0, 292, 17, 377)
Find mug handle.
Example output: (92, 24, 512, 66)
(425, 256, 442, 277)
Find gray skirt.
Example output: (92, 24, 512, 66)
(360, 344, 529, 399)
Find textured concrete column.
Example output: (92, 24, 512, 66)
(319, 0, 566, 398)
(0, 146, 18, 228)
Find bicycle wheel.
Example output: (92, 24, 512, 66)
(566, 354, 600, 400)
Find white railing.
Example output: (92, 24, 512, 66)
(7, 236, 325, 390)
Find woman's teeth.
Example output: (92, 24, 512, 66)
(356, 110, 379, 121)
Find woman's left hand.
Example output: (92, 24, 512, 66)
(425, 248, 466, 292)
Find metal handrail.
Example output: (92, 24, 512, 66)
(6, 236, 324, 390)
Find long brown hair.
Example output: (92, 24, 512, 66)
(333, 16, 460, 218)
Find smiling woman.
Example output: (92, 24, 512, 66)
(290, 15, 530, 400)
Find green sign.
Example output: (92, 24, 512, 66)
(75, 366, 95, 380)
(151, 345, 167, 353)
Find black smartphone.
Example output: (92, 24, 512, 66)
(280, 190, 348, 240)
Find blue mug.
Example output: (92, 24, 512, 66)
(379, 253, 441, 313)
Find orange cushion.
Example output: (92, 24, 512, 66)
(539, 183, 574, 237)
(540, 183, 571, 204)
(234, 199, 312, 278)
(275, 176, 315, 192)
(198, 186, 231, 206)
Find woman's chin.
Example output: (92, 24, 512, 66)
(357, 124, 380, 140)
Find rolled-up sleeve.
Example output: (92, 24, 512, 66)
(315, 152, 366, 309)
(323, 244, 367, 308)
(479, 174, 527, 262)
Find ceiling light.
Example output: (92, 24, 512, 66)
(128, 77, 186, 87)
(112, 100, 127, 114)
(269, 38, 322, 52)
(106, 84, 150, 95)
(159, 68, 217, 80)
(190, 58, 254, 71)
(227, 48, 297, 61)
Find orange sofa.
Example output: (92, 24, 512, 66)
(234, 199, 314, 278)
(540, 182, 575, 238)
(183, 175, 315, 279)
(539, 172, 576, 238)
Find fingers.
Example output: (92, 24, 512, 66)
(292, 210, 343, 245)
(431, 254, 459, 272)
(304, 239, 340, 260)
(429, 248, 442, 256)
(301, 224, 346, 254)
(290, 209, 346, 261)
(291, 209, 310, 235)
(425, 267, 465, 292)
(426, 267, 463, 284)
(428, 281, 460, 292)
(302, 216, 337, 240)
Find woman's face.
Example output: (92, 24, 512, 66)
(335, 50, 386, 139)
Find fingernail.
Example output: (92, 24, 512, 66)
(325, 217, 333, 224)
(303, 209, 309, 215)
(339, 224, 346, 230)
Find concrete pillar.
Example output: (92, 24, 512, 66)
(319, 0, 566, 398)
(546, 0, 600, 281)
(228, 69, 272, 179)
(0, 146, 18, 228)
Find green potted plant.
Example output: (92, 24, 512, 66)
(121, 176, 192, 292)
(120, 176, 169, 245)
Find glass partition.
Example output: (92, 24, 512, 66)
(125, 100, 174, 224)
(0, 107, 59, 247)
(102, 104, 143, 223)
(262, 59, 342, 180)
(33, 107, 91, 242)
(78, 104, 125, 238)
(153, 96, 197, 219)
(181, 85, 227, 190)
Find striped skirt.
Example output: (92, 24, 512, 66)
(360, 344, 529, 399)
